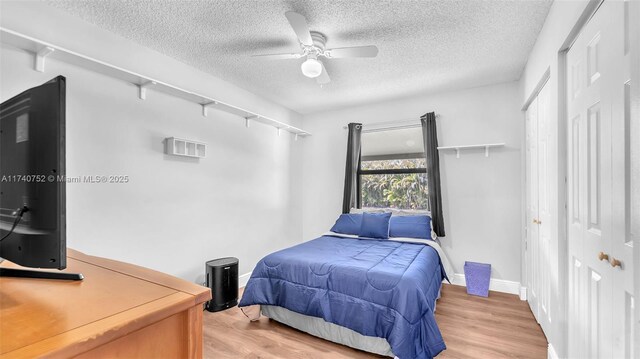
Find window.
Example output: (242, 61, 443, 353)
(358, 127, 429, 210)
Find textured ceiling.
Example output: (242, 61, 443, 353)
(45, 0, 552, 115)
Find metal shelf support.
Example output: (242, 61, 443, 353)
(34, 46, 54, 72)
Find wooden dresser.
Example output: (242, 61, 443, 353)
(0, 249, 211, 358)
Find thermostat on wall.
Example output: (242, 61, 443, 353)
(165, 137, 206, 158)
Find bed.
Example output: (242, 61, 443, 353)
(239, 231, 452, 359)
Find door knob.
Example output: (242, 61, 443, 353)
(598, 252, 609, 261)
(610, 258, 622, 268)
(533, 219, 541, 224)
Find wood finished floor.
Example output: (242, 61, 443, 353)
(203, 284, 548, 358)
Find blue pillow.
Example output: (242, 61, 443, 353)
(389, 215, 432, 240)
(359, 212, 392, 239)
(330, 214, 363, 235)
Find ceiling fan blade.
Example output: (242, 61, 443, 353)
(251, 53, 304, 60)
(325, 45, 379, 58)
(316, 62, 330, 85)
(285, 11, 313, 46)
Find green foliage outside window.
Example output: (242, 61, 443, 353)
(360, 158, 429, 210)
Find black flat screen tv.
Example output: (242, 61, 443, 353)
(0, 76, 82, 280)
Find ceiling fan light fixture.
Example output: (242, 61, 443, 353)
(301, 58, 323, 78)
(252, 12, 378, 85)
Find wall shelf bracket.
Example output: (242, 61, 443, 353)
(201, 101, 218, 117)
(245, 115, 258, 128)
(136, 80, 157, 100)
(34, 46, 54, 72)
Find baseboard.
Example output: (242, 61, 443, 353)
(447, 273, 521, 296)
(239, 272, 252, 288)
(240, 271, 520, 296)
(547, 343, 559, 359)
(520, 286, 528, 301)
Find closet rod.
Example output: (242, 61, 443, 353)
(342, 115, 439, 133)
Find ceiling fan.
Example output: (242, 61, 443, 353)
(251, 11, 379, 85)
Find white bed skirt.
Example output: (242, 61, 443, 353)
(261, 305, 396, 358)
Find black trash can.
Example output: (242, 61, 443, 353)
(205, 257, 239, 312)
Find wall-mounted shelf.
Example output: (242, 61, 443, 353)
(165, 137, 206, 158)
(437, 143, 505, 158)
(0, 27, 311, 138)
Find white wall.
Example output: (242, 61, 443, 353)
(0, 2, 304, 284)
(518, 1, 592, 357)
(302, 82, 523, 282)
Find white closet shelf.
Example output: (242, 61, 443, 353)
(437, 143, 505, 158)
(0, 28, 311, 138)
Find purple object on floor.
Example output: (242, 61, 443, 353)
(464, 261, 491, 297)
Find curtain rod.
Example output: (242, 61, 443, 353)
(342, 114, 439, 133)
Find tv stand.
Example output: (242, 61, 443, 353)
(0, 267, 83, 280)
(1, 249, 211, 358)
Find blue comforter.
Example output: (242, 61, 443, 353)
(239, 235, 447, 358)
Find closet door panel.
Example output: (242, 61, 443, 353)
(525, 78, 552, 333)
(611, 1, 635, 357)
(567, 2, 625, 357)
(526, 97, 540, 322)
(537, 81, 552, 330)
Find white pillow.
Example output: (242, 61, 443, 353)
(390, 209, 432, 217)
(349, 207, 386, 214)
(351, 207, 431, 216)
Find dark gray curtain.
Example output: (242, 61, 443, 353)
(342, 123, 362, 214)
(421, 112, 445, 237)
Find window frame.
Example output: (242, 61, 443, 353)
(357, 152, 427, 209)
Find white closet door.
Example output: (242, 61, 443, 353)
(536, 81, 552, 334)
(610, 1, 635, 357)
(525, 80, 552, 333)
(567, 1, 629, 357)
(526, 96, 540, 323)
